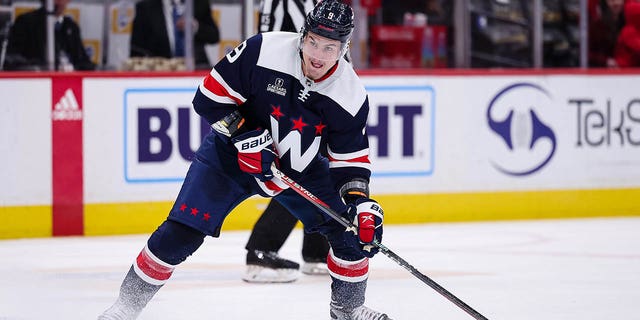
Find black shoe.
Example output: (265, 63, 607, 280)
(242, 250, 300, 283)
(246, 250, 300, 269)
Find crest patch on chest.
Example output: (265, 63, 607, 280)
(267, 77, 287, 96)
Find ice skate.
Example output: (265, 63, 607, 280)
(97, 296, 141, 320)
(330, 303, 392, 320)
(301, 258, 329, 275)
(242, 250, 300, 283)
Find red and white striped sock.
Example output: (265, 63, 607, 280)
(327, 248, 369, 283)
(132, 245, 176, 286)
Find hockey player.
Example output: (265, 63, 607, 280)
(98, 1, 391, 319)
(244, 0, 331, 284)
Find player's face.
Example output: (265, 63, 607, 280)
(301, 32, 342, 80)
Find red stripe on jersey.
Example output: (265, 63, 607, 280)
(328, 154, 371, 164)
(136, 248, 174, 281)
(202, 73, 243, 105)
(327, 255, 369, 278)
(350, 155, 371, 164)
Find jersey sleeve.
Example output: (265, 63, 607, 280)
(192, 34, 262, 125)
(326, 97, 372, 191)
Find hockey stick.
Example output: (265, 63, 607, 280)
(270, 166, 489, 320)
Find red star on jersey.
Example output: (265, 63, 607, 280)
(203, 212, 211, 221)
(271, 105, 284, 120)
(314, 122, 326, 135)
(291, 116, 307, 132)
(190, 208, 199, 216)
(180, 203, 187, 212)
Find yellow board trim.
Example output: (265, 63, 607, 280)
(377, 188, 640, 224)
(0, 205, 52, 239)
(83, 187, 640, 236)
(83, 198, 273, 236)
(2, 188, 639, 239)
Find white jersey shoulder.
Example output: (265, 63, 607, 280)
(257, 31, 367, 117)
(317, 62, 367, 117)
(256, 32, 300, 77)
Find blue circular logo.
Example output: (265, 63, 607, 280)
(487, 83, 557, 176)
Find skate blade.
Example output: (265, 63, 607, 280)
(301, 262, 329, 276)
(242, 265, 299, 283)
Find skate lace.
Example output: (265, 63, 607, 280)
(351, 305, 389, 320)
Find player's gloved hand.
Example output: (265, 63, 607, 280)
(211, 110, 245, 143)
(232, 128, 277, 181)
(345, 198, 384, 258)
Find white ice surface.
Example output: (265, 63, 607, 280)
(1, 217, 639, 319)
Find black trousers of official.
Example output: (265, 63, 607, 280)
(245, 199, 330, 262)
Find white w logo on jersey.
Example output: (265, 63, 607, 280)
(270, 116, 321, 172)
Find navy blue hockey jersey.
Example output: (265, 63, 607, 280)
(193, 31, 371, 194)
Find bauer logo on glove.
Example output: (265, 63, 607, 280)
(236, 131, 273, 151)
(232, 129, 276, 181)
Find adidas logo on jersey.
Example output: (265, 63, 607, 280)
(267, 78, 287, 97)
(52, 88, 82, 121)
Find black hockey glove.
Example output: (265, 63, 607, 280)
(211, 110, 246, 142)
(232, 128, 277, 181)
(345, 198, 384, 258)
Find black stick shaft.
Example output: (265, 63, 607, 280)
(271, 166, 489, 320)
